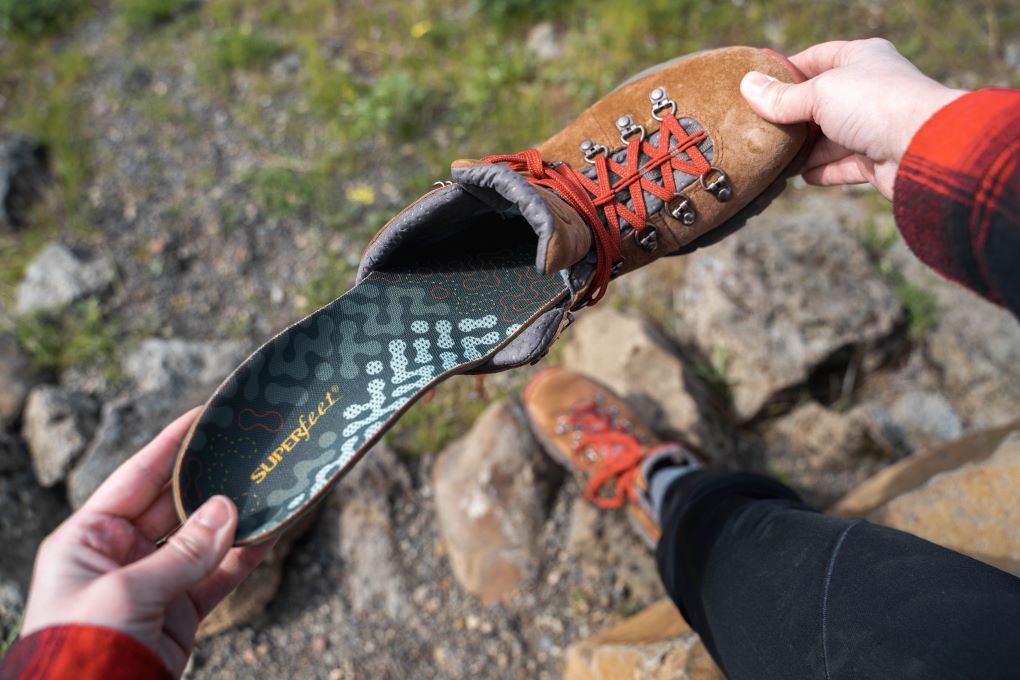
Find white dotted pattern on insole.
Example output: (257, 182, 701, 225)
(283, 314, 524, 519)
(413, 337, 432, 364)
(436, 320, 454, 348)
(462, 331, 501, 361)
(458, 314, 497, 332)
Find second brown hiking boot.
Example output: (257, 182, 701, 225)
(523, 367, 702, 546)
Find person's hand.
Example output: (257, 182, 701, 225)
(740, 38, 967, 200)
(20, 408, 277, 678)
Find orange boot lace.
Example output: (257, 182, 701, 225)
(483, 97, 716, 307)
(559, 396, 670, 509)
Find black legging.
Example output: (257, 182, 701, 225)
(656, 471, 1020, 680)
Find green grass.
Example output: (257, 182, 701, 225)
(861, 215, 900, 263)
(894, 281, 940, 342)
(10, 46, 92, 206)
(211, 26, 286, 71)
(690, 344, 735, 406)
(15, 297, 124, 377)
(858, 210, 941, 344)
(0, 0, 82, 37)
(384, 377, 497, 458)
(0, 42, 95, 304)
(243, 161, 395, 242)
(245, 165, 330, 220)
(120, 0, 193, 30)
(0, 225, 55, 306)
(299, 262, 357, 313)
(0, 612, 21, 659)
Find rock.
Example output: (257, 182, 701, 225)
(198, 507, 321, 639)
(433, 400, 559, 604)
(337, 443, 411, 618)
(564, 598, 722, 680)
(863, 432, 1020, 576)
(563, 307, 724, 451)
(0, 431, 26, 475)
(67, 383, 209, 508)
(22, 385, 99, 487)
(123, 338, 246, 396)
(832, 418, 1020, 518)
(15, 243, 115, 314)
(0, 466, 67, 584)
(565, 498, 601, 556)
(862, 391, 963, 457)
(0, 133, 49, 229)
(0, 332, 37, 427)
(834, 422, 1020, 575)
(763, 402, 891, 509)
(678, 206, 900, 421)
(0, 578, 24, 646)
(888, 239, 1020, 428)
(525, 22, 563, 61)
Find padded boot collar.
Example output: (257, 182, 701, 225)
(357, 162, 595, 297)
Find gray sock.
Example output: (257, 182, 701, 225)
(648, 464, 700, 523)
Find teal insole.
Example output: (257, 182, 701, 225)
(174, 222, 569, 544)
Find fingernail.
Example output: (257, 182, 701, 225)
(195, 496, 231, 529)
(742, 71, 777, 96)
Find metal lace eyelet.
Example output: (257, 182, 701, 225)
(636, 225, 658, 252)
(649, 86, 677, 122)
(579, 138, 609, 164)
(610, 260, 624, 278)
(615, 114, 646, 144)
(668, 196, 696, 225)
(431, 180, 454, 188)
(699, 166, 732, 202)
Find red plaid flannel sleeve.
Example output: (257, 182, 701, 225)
(893, 88, 1020, 317)
(0, 625, 172, 680)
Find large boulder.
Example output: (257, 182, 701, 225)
(834, 422, 1020, 576)
(763, 402, 891, 508)
(15, 243, 115, 314)
(68, 338, 244, 508)
(433, 400, 559, 604)
(564, 598, 722, 680)
(21, 385, 98, 487)
(563, 307, 725, 451)
(67, 383, 208, 508)
(832, 419, 1020, 517)
(0, 332, 37, 427)
(887, 239, 1020, 428)
(864, 432, 1020, 576)
(677, 203, 900, 421)
(860, 390, 963, 457)
(123, 338, 246, 396)
(0, 132, 49, 229)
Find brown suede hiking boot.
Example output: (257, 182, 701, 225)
(358, 47, 811, 374)
(523, 367, 701, 546)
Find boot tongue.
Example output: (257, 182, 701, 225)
(451, 160, 592, 275)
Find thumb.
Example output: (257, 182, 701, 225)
(122, 496, 237, 603)
(740, 71, 816, 125)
